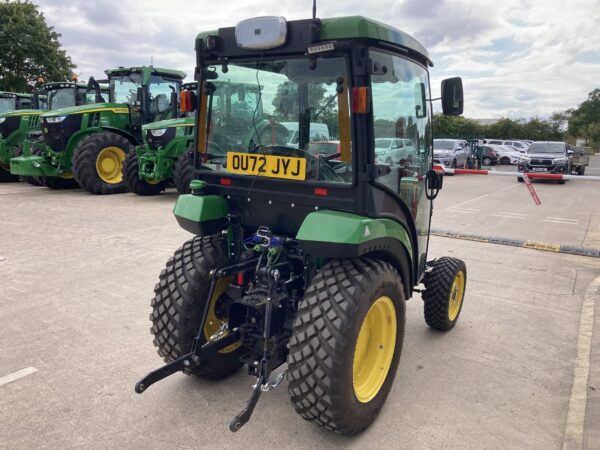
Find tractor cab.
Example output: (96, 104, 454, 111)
(105, 66, 185, 133)
(137, 15, 465, 435)
(0, 92, 40, 113)
(44, 81, 109, 111)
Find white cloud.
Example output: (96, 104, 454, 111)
(34, 0, 600, 119)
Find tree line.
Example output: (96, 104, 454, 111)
(434, 89, 600, 150)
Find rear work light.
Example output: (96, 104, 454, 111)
(351, 87, 370, 114)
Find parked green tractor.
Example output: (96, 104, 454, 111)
(135, 15, 466, 435)
(10, 66, 185, 193)
(1, 82, 108, 184)
(123, 82, 196, 195)
(124, 80, 268, 195)
(0, 91, 45, 182)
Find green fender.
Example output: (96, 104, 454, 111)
(173, 192, 228, 236)
(296, 210, 414, 298)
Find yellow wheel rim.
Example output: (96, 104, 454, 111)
(353, 296, 397, 403)
(61, 172, 74, 179)
(203, 277, 240, 353)
(448, 271, 465, 321)
(146, 178, 161, 185)
(96, 146, 126, 184)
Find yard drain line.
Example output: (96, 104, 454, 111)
(431, 229, 600, 258)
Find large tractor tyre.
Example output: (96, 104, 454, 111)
(43, 174, 79, 190)
(422, 257, 467, 331)
(0, 162, 18, 182)
(287, 258, 405, 435)
(173, 151, 195, 194)
(72, 132, 132, 195)
(151, 235, 243, 380)
(123, 151, 167, 196)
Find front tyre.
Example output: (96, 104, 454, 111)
(287, 258, 405, 435)
(123, 151, 167, 196)
(72, 132, 132, 195)
(422, 257, 467, 331)
(151, 235, 243, 379)
(173, 151, 194, 194)
(0, 162, 18, 182)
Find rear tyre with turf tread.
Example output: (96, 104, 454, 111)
(173, 150, 195, 194)
(422, 257, 467, 331)
(150, 234, 243, 379)
(72, 132, 132, 195)
(287, 258, 405, 435)
(123, 150, 167, 196)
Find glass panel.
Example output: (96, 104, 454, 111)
(0, 97, 14, 113)
(48, 88, 77, 110)
(198, 56, 352, 184)
(110, 73, 142, 105)
(370, 50, 432, 265)
(148, 75, 180, 119)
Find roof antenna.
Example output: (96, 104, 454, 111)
(312, 0, 316, 19)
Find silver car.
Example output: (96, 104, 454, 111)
(433, 139, 470, 168)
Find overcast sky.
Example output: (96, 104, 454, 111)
(34, 0, 600, 119)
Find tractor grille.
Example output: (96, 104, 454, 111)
(28, 115, 40, 128)
(43, 115, 83, 152)
(0, 116, 21, 139)
(145, 127, 176, 150)
(530, 159, 553, 166)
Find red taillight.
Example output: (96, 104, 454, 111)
(314, 187, 328, 196)
(180, 90, 192, 113)
(219, 177, 232, 186)
(237, 272, 244, 285)
(351, 87, 370, 114)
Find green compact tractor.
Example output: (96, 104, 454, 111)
(123, 82, 197, 196)
(10, 66, 185, 193)
(1, 82, 108, 184)
(0, 91, 45, 181)
(124, 80, 269, 195)
(135, 15, 466, 435)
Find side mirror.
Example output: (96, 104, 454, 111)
(441, 77, 463, 116)
(426, 169, 443, 200)
(567, 149, 574, 155)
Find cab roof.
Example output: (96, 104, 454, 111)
(0, 91, 34, 98)
(43, 81, 109, 90)
(197, 16, 431, 66)
(105, 66, 186, 82)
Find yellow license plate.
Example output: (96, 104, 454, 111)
(226, 152, 306, 180)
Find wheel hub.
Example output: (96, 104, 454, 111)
(96, 146, 126, 184)
(448, 271, 465, 321)
(353, 296, 396, 403)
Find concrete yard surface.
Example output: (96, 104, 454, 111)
(0, 181, 599, 449)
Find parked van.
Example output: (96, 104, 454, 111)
(280, 122, 329, 148)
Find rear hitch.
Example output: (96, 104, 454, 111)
(135, 330, 240, 394)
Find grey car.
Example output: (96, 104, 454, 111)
(433, 139, 470, 168)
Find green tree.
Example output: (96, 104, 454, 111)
(568, 89, 600, 149)
(0, 0, 75, 92)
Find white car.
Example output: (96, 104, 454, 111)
(375, 138, 415, 164)
(490, 145, 520, 165)
(484, 139, 529, 154)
